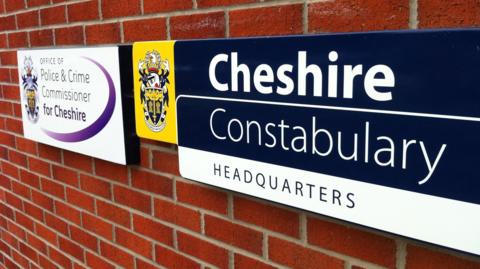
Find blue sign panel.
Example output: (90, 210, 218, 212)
(171, 30, 480, 255)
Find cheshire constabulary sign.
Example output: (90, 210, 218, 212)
(17, 47, 138, 165)
(147, 29, 480, 255)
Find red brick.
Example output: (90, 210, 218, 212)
(102, 0, 140, 19)
(0, 117, 5, 131)
(154, 198, 200, 232)
(5, 118, 22, 134)
(48, 246, 72, 269)
(80, 174, 111, 199)
(11, 250, 29, 269)
(0, 237, 9, 253)
(17, 11, 39, 29)
(123, 18, 167, 42)
(176, 181, 227, 214)
(419, 0, 480, 28)
(3, 228, 21, 247)
(67, 0, 99, 22)
(23, 201, 43, 221)
(406, 245, 480, 269)
(19, 168, 39, 188)
(114, 185, 151, 214)
(133, 214, 173, 246)
(171, 12, 225, 40)
(63, 150, 92, 172)
(139, 146, 150, 168)
(6, 220, 24, 240)
(32, 189, 54, 211)
(115, 227, 153, 258)
(10, 150, 27, 167)
(40, 178, 65, 199)
(40, 5, 66, 26)
(2, 161, 18, 178)
(3, 257, 19, 269)
(269, 236, 344, 269)
(52, 165, 78, 186)
(136, 259, 161, 269)
(16, 137, 37, 155)
(308, 0, 409, 33)
(0, 51, 17, 66)
(151, 150, 180, 176)
(13, 103, 22, 117)
(97, 200, 131, 228)
(131, 169, 173, 197)
(177, 232, 229, 268)
(82, 212, 113, 240)
(0, 132, 15, 147)
(73, 263, 86, 269)
(234, 196, 299, 238)
(59, 237, 84, 261)
(100, 241, 134, 269)
(0, 101, 12, 116)
(155, 244, 201, 269)
(8, 32, 27, 48)
(5, 191, 22, 210)
(2, 85, 19, 100)
(230, 5, 302, 37)
(55, 26, 84, 46)
(205, 214, 263, 254)
(15, 211, 34, 231)
(0, 15, 16, 31)
(5, 0, 24, 12)
(86, 23, 121, 45)
(0, 68, 10, 83)
(0, 35, 7, 49)
(55, 200, 81, 225)
(26, 0, 50, 8)
(38, 143, 61, 162)
(39, 254, 59, 269)
(86, 252, 115, 269)
(197, 0, 254, 8)
(35, 223, 57, 245)
(29, 157, 51, 176)
(307, 217, 395, 268)
(70, 225, 98, 252)
(12, 181, 30, 200)
(94, 158, 128, 183)
(9, 68, 18, 83)
(29, 29, 54, 47)
(66, 187, 95, 212)
(235, 253, 276, 269)
(143, 0, 191, 14)
(26, 233, 47, 254)
(0, 146, 7, 161)
(45, 213, 69, 236)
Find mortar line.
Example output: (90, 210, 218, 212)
(409, 0, 418, 29)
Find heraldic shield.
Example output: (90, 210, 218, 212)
(26, 88, 36, 115)
(138, 50, 170, 132)
(21, 56, 39, 123)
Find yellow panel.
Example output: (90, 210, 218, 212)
(133, 41, 177, 144)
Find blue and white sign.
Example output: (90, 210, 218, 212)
(174, 30, 480, 255)
(17, 47, 138, 165)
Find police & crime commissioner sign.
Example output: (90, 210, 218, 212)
(17, 47, 138, 165)
(169, 30, 480, 255)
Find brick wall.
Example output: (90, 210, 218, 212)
(1, 0, 480, 268)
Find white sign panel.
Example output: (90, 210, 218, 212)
(17, 47, 138, 165)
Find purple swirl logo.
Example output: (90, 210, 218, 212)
(42, 57, 116, 142)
